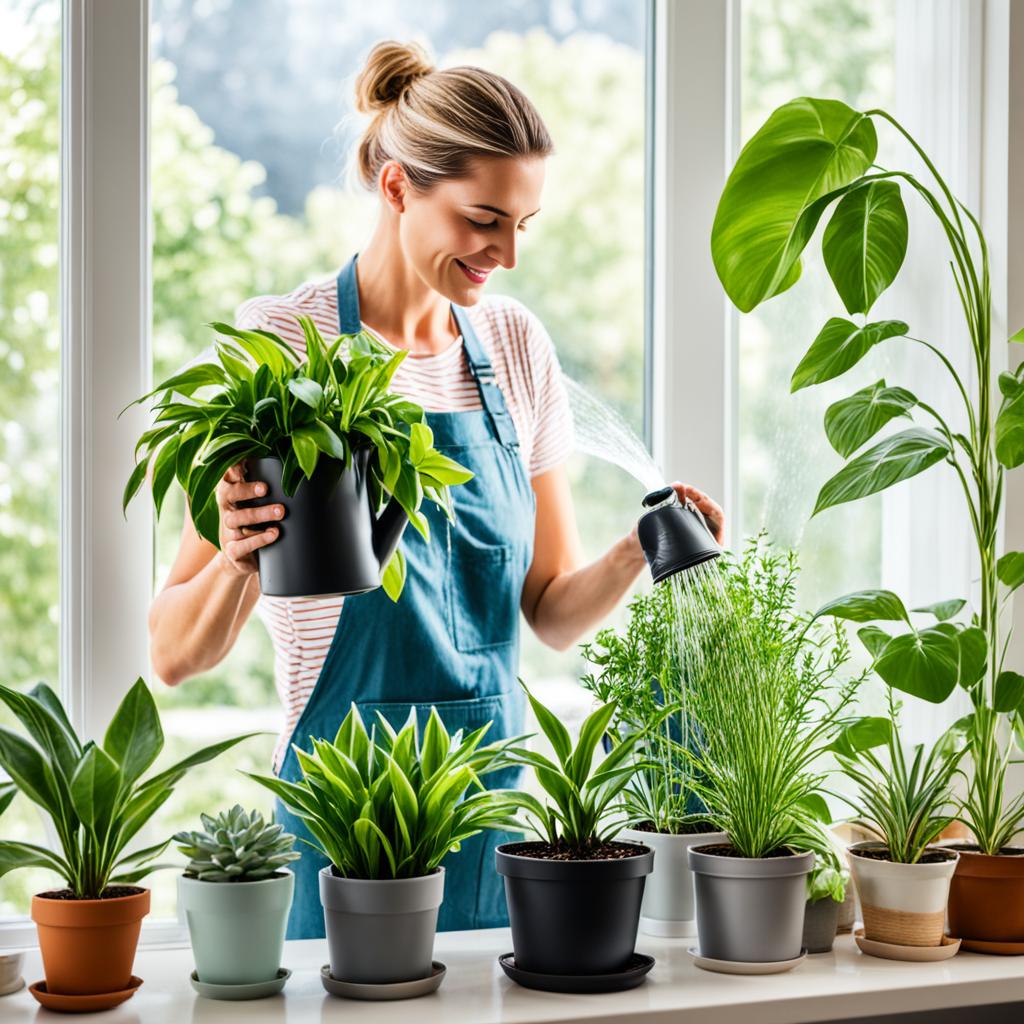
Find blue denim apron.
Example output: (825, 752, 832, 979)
(274, 256, 535, 939)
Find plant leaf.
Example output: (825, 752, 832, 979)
(996, 368, 1024, 468)
(711, 97, 877, 312)
(103, 678, 164, 787)
(0, 840, 70, 880)
(955, 626, 988, 689)
(524, 686, 572, 768)
(70, 743, 121, 832)
(792, 318, 909, 392)
(829, 716, 892, 757)
(857, 624, 892, 659)
(822, 180, 908, 315)
(874, 628, 960, 703)
(381, 549, 406, 602)
(813, 427, 950, 515)
(912, 598, 966, 622)
(824, 380, 918, 458)
(813, 589, 909, 624)
(997, 551, 1024, 594)
(994, 671, 1024, 713)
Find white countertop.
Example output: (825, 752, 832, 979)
(4, 929, 1024, 1024)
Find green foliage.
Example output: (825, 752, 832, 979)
(679, 541, 860, 859)
(834, 693, 965, 864)
(713, 94, 1024, 854)
(0, 679, 258, 899)
(173, 804, 299, 882)
(124, 318, 472, 598)
(507, 686, 643, 850)
(579, 586, 701, 833)
(247, 704, 521, 879)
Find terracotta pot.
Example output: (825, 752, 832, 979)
(847, 842, 957, 947)
(31, 888, 150, 995)
(947, 846, 1024, 943)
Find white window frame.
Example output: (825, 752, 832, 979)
(4, 0, 1024, 949)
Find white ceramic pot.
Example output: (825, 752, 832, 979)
(0, 952, 25, 996)
(620, 827, 728, 936)
(847, 841, 959, 947)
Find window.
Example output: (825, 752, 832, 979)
(146, 0, 649, 918)
(0, 0, 61, 920)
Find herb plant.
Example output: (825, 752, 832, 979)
(507, 687, 644, 852)
(0, 679, 257, 899)
(832, 693, 966, 864)
(712, 97, 1024, 854)
(679, 541, 861, 859)
(174, 805, 299, 882)
(580, 585, 702, 833)
(248, 704, 521, 879)
(123, 317, 472, 599)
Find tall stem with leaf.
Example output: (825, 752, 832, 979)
(712, 97, 1024, 853)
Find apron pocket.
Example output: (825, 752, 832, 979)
(448, 537, 518, 653)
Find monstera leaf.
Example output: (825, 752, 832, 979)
(712, 97, 877, 312)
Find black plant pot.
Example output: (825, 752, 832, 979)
(495, 842, 653, 976)
(239, 452, 408, 598)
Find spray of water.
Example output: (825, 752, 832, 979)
(563, 374, 664, 491)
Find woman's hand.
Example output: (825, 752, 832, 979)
(670, 482, 726, 544)
(215, 463, 284, 576)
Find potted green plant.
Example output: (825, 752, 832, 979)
(496, 687, 654, 991)
(711, 95, 1024, 952)
(802, 847, 849, 954)
(681, 543, 860, 968)
(831, 694, 964, 954)
(174, 805, 299, 999)
(249, 703, 520, 999)
(0, 678, 256, 1012)
(123, 317, 472, 600)
(580, 586, 725, 938)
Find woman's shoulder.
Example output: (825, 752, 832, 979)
(233, 274, 337, 331)
(468, 293, 554, 359)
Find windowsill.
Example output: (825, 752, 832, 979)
(5, 929, 1024, 1023)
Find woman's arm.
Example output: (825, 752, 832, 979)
(520, 466, 725, 652)
(149, 464, 283, 686)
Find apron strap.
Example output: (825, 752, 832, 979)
(335, 256, 521, 450)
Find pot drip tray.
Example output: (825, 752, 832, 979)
(320, 962, 446, 1000)
(190, 967, 290, 1001)
(29, 975, 142, 1012)
(854, 928, 961, 962)
(958, 937, 1024, 955)
(688, 947, 807, 975)
(498, 952, 654, 993)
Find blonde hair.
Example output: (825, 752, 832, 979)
(353, 40, 553, 192)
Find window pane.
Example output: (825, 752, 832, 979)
(0, 0, 61, 917)
(737, 0, 896, 609)
(148, 1, 647, 916)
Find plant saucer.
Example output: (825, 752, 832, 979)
(498, 952, 655, 993)
(959, 937, 1024, 955)
(687, 948, 807, 975)
(190, 967, 290, 1000)
(320, 962, 445, 1000)
(854, 928, 960, 961)
(29, 975, 142, 1012)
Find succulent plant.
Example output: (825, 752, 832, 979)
(174, 805, 300, 882)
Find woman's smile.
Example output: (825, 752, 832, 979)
(454, 258, 493, 284)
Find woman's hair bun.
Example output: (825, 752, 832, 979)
(355, 40, 434, 115)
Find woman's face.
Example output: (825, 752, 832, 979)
(391, 155, 546, 306)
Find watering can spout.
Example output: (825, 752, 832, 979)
(637, 487, 720, 584)
(371, 496, 409, 570)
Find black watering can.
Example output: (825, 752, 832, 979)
(241, 450, 409, 598)
(637, 486, 721, 584)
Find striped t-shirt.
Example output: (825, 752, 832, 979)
(232, 272, 573, 769)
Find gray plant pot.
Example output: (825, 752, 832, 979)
(688, 844, 814, 963)
(320, 866, 444, 985)
(178, 871, 294, 986)
(802, 896, 841, 953)
(620, 827, 728, 936)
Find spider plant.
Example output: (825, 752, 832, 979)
(833, 692, 967, 864)
(122, 316, 472, 599)
(247, 704, 521, 879)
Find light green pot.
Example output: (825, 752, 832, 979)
(178, 870, 294, 986)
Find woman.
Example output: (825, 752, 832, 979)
(149, 40, 724, 939)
